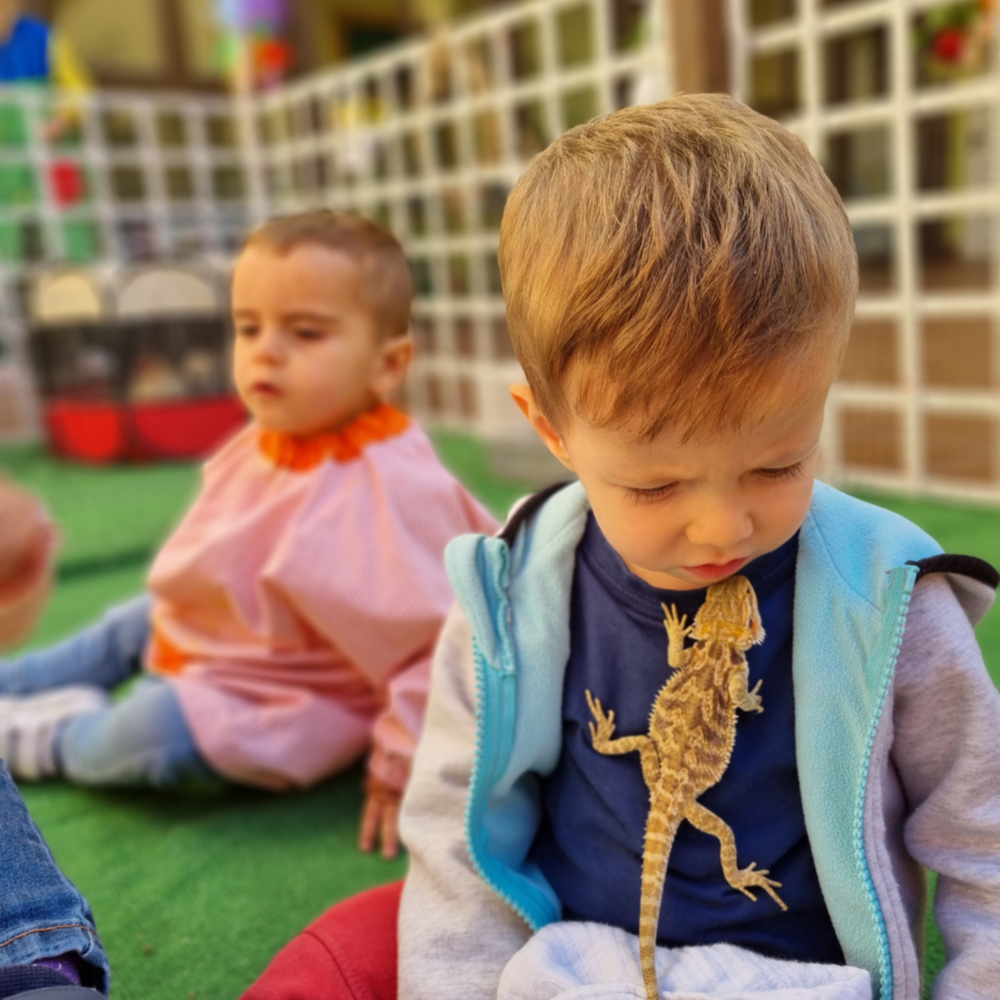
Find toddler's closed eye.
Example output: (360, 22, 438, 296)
(623, 483, 678, 504)
(754, 463, 804, 482)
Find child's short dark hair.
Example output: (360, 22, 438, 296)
(499, 93, 858, 439)
(246, 210, 412, 340)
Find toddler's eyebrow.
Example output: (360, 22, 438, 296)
(756, 440, 820, 468)
(284, 310, 340, 325)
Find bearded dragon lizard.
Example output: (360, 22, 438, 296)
(585, 574, 788, 1000)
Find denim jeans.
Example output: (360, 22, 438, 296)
(0, 597, 216, 788)
(0, 762, 109, 992)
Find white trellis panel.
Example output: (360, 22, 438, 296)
(251, 0, 671, 441)
(730, 0, 1000, 503)
(0, 0, 670, 445)
(0, 87, 257, 439)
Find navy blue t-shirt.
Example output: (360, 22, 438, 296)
(528, 514, 844, 963)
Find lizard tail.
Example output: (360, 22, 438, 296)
(638, 792, 685, 1000)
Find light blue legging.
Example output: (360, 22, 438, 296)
(0, 596, 218, 788)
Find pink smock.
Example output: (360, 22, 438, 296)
(144, 405, 498, 791)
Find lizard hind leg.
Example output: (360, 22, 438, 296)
(683, 800, 788, 911)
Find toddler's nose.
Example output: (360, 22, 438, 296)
(685, 497, 752, 551)
(252, 326, 286, 363)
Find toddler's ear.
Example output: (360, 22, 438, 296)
(509, 384, 574, 471)
(373, 334, 413, 398)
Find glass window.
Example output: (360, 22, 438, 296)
(558, 5, 594, 67)
(465, 37, 493, 93)
(157, 112, 186, 147)
(481, 184, 508, 230)
(412, 316, 436, 355)
(434, 121, 460, 171)
(612, 0, 648, 52)
(110, 166, 145, 201)
(919, 216, 994, 291)
(509, 21, 542, 80)
(748, 49, 799, 118)
(854, 224, 896, 294)
(926, 414, 995, 482)
(473, 111, 502, 165)
(840, 408, 903, 471)
(824, 125, 892, 199)
(455, 318, 477, 358)
(442, 189, 466, 233)
(514, 101, 549, 158)
(165, 166, 194, 201)
(916, 108, 991, 192)
(824, 27, 888, 105)
(914, 3, 993, 88)
(839, 318, 898, 384)
(562, 86, 599, 130)
(748, 0, 795, 27)
(922, 316, 994, 388)
(206, 115, 238, 148)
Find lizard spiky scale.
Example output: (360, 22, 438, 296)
(585, 574, 788, 1000)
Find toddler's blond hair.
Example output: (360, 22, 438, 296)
(499, 94, 857, 439)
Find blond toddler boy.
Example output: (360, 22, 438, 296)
(397, 96, 1000, 998)
(0, 210, 497, 856)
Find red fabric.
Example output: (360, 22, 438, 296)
(242, 881, 402, 1000)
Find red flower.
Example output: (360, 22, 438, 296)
(932, 25, 966, 63)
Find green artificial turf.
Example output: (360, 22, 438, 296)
(1, 438, 996, 998)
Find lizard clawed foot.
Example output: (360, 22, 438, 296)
(728, 862, 788, 911)
(661, 604, 692, 646)
(585, 689, 616, 746)
(740, 679, 764, 714)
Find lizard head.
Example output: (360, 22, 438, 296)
(694, 574, 766, 650)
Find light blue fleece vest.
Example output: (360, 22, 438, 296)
(444, 480, 942, 1000)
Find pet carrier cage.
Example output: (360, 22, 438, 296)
(28, 262, 245, 462)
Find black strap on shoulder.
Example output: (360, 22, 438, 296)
(906, 554, 1000, 589)
(498, 481, 575, 547)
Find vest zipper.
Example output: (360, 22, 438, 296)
(853, 564, 917, 1000)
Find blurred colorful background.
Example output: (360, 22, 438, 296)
(0, 0, 997, 997)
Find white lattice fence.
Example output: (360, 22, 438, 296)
(731, 0, 1000, 502)
(0, 87, 264, 439)
(0, 0, 669, 445)
(251, 0, 669, 440)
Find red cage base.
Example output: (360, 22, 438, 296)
(44, 395, 247, 464)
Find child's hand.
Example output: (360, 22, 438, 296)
(0, 481, 48, 586)
(359, 774, 402, 859)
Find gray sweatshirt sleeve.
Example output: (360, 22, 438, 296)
(891, 574, 1000, 999)
(398, 601, 532, 1000)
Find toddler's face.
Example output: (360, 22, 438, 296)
(232, 243, 407, 436)
(513, 367, 834, 591)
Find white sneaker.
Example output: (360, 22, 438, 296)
(0, 686, 110, 780)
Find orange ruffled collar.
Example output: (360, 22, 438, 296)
(258, 403, 410, 472)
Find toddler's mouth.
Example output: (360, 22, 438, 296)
(683, 557, 748, 580)
(251, 381, 282, 397)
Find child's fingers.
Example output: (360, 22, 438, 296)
(359, 796, 380, 852)
(380, 798, 401, 859)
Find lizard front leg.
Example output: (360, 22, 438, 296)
(684, 800, 787, 911)
(728, 658, 764, 714)
(585, 690, 660, 787)
(661, 603, 693, 670)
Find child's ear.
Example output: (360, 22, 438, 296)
(509, 384, 574, 471)
(372, 335, 413, 398)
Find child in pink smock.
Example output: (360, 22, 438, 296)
(0, 210, 497, 855)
